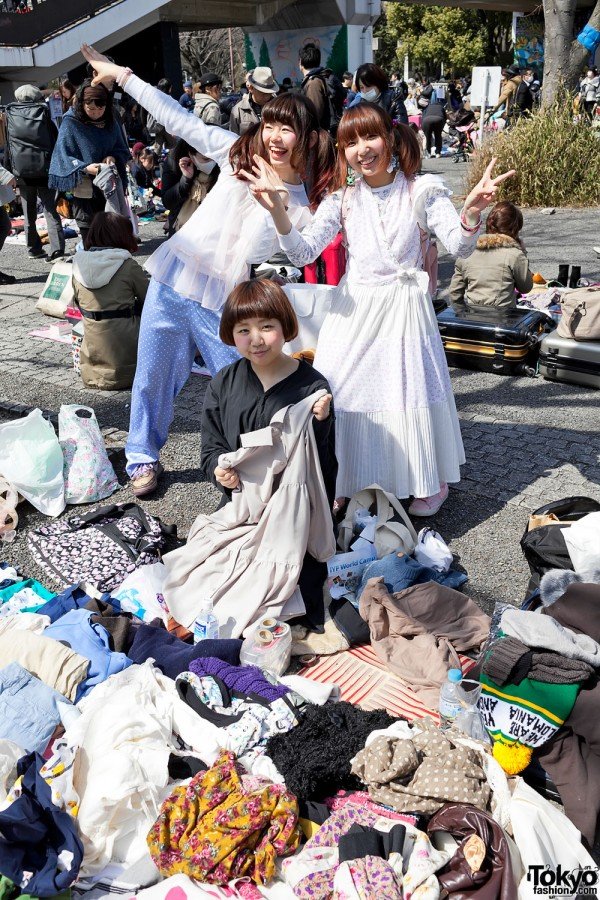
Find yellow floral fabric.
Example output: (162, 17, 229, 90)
(147, 749, 300, 884)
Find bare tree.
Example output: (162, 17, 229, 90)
(542, 0, 600, 104)
(179, 28, 246, 88)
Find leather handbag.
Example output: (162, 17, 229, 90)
(557, 286, 600, 341)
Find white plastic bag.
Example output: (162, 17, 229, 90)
(59, 405, 118, 505)
(36, 260, 74, 319)
(112, 562, 169, 624)
(563, 511, 600, 578)
(0, 409, 65, 517)
(414, 527, 453, 572)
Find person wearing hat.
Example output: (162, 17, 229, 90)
(7, 85, 64, 261)
(194, 73, 223, 126)
(179, 80, 194, 112)
(229, 67, 278, 135)
(489, 64, 522, 119)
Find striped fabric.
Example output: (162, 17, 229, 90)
(298, 644, 476, 723)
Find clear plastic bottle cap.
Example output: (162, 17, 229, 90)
(198, 599, 213, 614)
(448, 669, 463, 683)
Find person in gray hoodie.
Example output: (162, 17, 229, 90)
(72, 211, 148, 390)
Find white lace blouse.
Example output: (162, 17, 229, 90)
(279, 173, 479, 286)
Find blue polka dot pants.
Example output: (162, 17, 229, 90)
(125, 277, 239, 475)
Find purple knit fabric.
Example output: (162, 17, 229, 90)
(188, 657, 289, 702)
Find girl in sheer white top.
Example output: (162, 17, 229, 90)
(242, 103, 514, 515)
(81, 44, 335, 497)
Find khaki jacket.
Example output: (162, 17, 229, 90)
(229, 94, 261, 135)
(193, 93, 222, 126)
(449, 233, 533, 309)
(72, 250, 149, 390)
(491, 75, 521, 115)
(359, 578, 490, 711)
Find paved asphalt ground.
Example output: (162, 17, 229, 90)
(1, 157, 599, 614)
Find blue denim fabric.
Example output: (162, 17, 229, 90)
(44, 609, 132, 700)
(0, 662, 69, 753)
(356, 551, 468, 604)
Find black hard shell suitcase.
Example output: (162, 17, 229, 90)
(539, 329, 600, 389)
(437, 305, 555, 376)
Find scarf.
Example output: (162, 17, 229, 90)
(48, 109, 127, 193)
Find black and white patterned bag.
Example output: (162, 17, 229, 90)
(28, 502, 175, 592)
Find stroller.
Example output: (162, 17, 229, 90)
(448, 107, 477, 162)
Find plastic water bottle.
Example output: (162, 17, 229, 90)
(439, 668, 463, 729)
(193, 599, 219, 642)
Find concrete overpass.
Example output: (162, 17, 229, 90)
(0, 0, 380, 102)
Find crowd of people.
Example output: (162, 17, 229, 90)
(2, 43, 565, 514)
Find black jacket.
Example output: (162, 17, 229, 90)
(200, 357, 337, 504)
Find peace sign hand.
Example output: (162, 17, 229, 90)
(464, 157, 516, 217)
(238, 155, 289, 212)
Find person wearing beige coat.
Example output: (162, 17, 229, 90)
(449, 200, 533, 310)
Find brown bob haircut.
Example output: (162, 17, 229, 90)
(334, 102, 421, 190)
(228, 92, 336, 209)
(84, 211, 138, 254)
(486, 200, 523, 242)
(219, 279, 299, 345)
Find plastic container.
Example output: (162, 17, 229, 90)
(453, 679, 490, 744)
(240, 620, 292, 677)
(193, 599, 219, 642)
(439, 668, 463, 729)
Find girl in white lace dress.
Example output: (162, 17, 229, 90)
(243, 103, 514, 513)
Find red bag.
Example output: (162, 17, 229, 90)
(304, 233, 346, 286)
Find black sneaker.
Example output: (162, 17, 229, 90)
(28, 249, 47, 260)
(0, 271, 16, 285)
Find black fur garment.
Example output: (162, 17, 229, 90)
(265, 702, 398, 801)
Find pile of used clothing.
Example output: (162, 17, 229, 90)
(1, 400, 599, 896)
(0, 547, 597, 896)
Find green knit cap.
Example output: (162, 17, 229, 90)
(479, 671, 579, 775)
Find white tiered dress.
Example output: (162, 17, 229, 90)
(279, 172, 479, 500)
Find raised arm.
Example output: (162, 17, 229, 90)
(81, 44, 236, 168)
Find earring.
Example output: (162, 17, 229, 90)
(346, 165, 357, 186)
(387, 154, 399, 174)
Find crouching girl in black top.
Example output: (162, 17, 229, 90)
(200, 279, 337, 631)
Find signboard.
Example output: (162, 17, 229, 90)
(470, 66, 502, 108)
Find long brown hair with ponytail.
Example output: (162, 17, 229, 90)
(333, 102, 421, 191)
(229, 93, 336, 209)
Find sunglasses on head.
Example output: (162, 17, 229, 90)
(83, 99, 106, 108)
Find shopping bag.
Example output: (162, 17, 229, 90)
(0, 408, 65, 517)
(339, 484, 417, 558)
(283, 283, 335, 353)
(36, 261, 74, 319)
(58, 405, 118, 505)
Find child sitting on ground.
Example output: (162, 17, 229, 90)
(449, 200, 533, 310)
(72, 211, 149, 390)
(199, 278, 337, 630)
